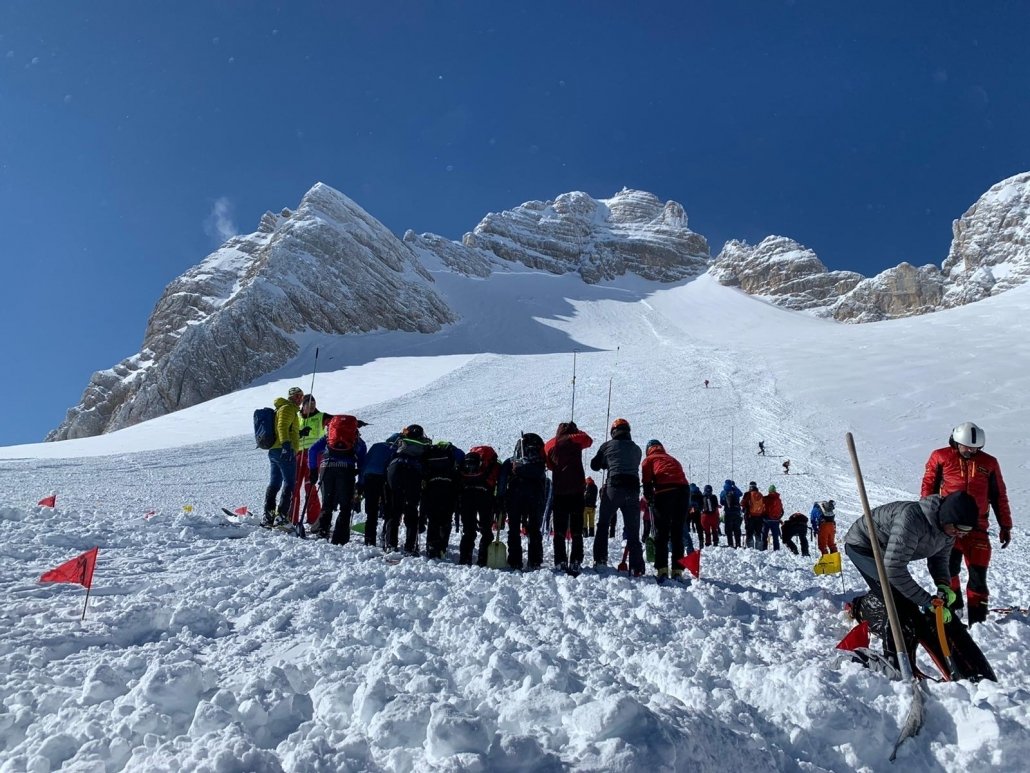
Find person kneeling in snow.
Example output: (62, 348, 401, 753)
(844, 491, 978, 669)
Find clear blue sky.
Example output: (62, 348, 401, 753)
(2, 1, 1028, 445)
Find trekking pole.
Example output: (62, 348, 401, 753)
(570, 350, 577, 422)
(731, 426, 734, 479)
(707, 442, 711, 483)
(846, 432, 925, 760)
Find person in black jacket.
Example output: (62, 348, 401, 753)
(782, 512, 811, 556)
(499, 433, 549, 569)
(590, 418, 644, 573)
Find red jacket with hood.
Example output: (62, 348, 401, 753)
(544, 422, 593, 496)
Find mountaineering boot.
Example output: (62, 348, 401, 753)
(262, 510, 277, 529)
(671, 569, 685, 582)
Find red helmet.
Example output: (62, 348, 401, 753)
(611, 417, 630, 433)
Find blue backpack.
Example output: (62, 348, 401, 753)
(254, 408, 276, 449)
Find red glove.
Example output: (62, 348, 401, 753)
(1000, 527, 1012, 548)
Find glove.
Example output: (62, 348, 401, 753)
(927, 596, 953, 624)
(299, 426, 311, 437)
(936, 584, 958, 607)
(1000, 527, 1011, 548)
(281, 442, 293, 459)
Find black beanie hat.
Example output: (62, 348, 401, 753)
(939, 491, 979, 530)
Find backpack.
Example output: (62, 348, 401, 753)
(702, 493, 719, 514)
(748, 491, 766, 516)
(423, 442, 458, 483)
(462, 445, 498, 478)
(724, 489, 741, 511)
(254, 407, 276, 449)
(512, 433, 546, 479)
(327, 414, 358, 453)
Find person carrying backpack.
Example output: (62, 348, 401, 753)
(360, 433, 398, 547)
(700, 484, 721, 547)
(590, 418, 643, 574)
(583, 477, 598, 537)
(762, 484, 785, 551)
(687, 483, 704, 544)
(309, 415, 367, 544)
(497, 433, 548, 569)
(782, 512, 811, 556)
(457, 445, 501, 566)
(544, 421, 594, 573)
(742, 481, 766, 549)
(262, 386, 304, 528)
(421, 440, 465, 559)
(809, 501, 822, 538)
(641, 439, 690, 581)
(384, 424, 431, 554)
(720, 479, 744, 549)
(817, 500, 838, 556)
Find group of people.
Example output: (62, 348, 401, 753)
(262, 392, 1013, 616)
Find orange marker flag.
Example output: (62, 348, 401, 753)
(233, 506, 249, 516)
(678, 550, 701, 579)
(40, 547, 99, 620)
(38, 494, 57, 507)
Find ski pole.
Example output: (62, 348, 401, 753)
(570, 350, 577, 422)
(308, 346, 319, 397)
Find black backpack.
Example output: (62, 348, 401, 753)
(724, 489, 741, 511)
(254, 408, 276, 449)
(423, 443, 458, 484)
(512, 433, 546, 479)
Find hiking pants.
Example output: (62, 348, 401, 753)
(701, 513, 720, 546)
(507, 483, 546, 569)
(318, 467, 356, 545)
(594, 484, 643, 572)
(386, 461, 422, 552)
(459, 487, 494, 566)
(818, 521, 837, 555)
(762, 519, 782, 551)
(290, 453, 321, 525)
(421, 482, 457, 559)
(745, 516, 765, 549)
(724, 514, 743, 548)
(552, 491, 585, 567)
(265, 448, 297, 517)
(783, 530, 809, 556)
(583, 506, 596, 536)
(949, 529, 992, 622)
(652, 487, 687, 573)
(362, 473, 386, 547)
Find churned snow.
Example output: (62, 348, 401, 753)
(1, 273, 1029, 771)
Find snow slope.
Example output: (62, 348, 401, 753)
(1, 273, 1028, 771)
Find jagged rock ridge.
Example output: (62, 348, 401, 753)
(48, 184, 454, 441)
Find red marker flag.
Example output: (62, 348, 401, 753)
(233, 506, 249, 516)
(40, 547, 98, 588)
(38, 494, 57, 508)
(835, 621, 870, 652)
(678, 550, 701, 578)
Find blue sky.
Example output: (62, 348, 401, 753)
(2, 1, 1028, 445)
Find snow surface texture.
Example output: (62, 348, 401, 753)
(2, 274, 1030, 771)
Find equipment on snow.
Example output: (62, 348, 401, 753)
(847, 432, 924, 761)
(486, 526, 507, 569)
(254, 407, 277, 449)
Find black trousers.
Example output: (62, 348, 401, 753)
(459, 487, 495, 566)
(652, 487, 687, 572)
(318, 467, 356, 545)
(422, 482, 458, 558)
(362, 472, 386, 547)
(506, 483, 546, 569)
(552, 491, 585, 566)
(386, 461, 422, 552)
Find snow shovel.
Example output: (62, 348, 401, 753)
(934, 605, 959, 681)
(848, 432, 925, 762)
(487, 525, 507, 569)
(617, 545, 630, 572)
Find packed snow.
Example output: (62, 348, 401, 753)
(2, 273, 1029, 772)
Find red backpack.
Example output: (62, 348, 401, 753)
(327, 415, 358, 453)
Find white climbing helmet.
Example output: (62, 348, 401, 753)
(951, 421, 986, 449)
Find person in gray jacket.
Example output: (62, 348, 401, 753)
(590, 418, 644, 573)
(844, 491, 979, 620)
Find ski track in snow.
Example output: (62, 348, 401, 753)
(2, 275, 1030, 771)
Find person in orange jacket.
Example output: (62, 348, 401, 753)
(921, 421, 1012, 624)
(762, 484, 785, 551)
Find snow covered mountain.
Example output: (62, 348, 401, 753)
(49, 172, 1030, 440)
(3, 273, 1029, 771)
(710, 171, 1030, 323)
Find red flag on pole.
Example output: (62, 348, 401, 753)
(678, 550, 701, 578)
(233, 506, 249, 516)
(38, 494, 57, 507)
(835, 621, 870, 651)
(40, 547, 98, 589)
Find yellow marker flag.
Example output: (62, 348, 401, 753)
(813, 552, 842, 575)
(182, 504, 194, 513)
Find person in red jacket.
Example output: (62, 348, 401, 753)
(762, 485, 785, 551)
(641, 440, 690, 581)
(544, 421, 593, 572)
(921, 421, 1012, 624)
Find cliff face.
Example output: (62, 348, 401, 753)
(48, 184, 454, 440)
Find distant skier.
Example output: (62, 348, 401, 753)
(782, 459, 791, 475)
(704, 379, 709, 388)
(758, 441, 766, 456)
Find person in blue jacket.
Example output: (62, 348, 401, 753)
(810, 501, 823, 538)
(360, 433, 399, 547)
(720, 479, 744, 548)
(308, 430, 367, 544)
